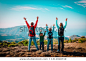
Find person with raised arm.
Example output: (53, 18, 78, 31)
(24, 16, 39, 51)
(56, 17, 67, 52)
(39, 30, 46, 51)
(46, 24, 55, 51)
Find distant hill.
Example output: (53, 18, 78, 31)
(0, 25, 71, 42)
(0, 25, 58, 42)
(69, 35, 81, 40)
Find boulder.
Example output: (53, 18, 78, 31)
(2, 48, 10, 52)
(26, 52, 32, 55)
(30, 48, 37, 51)
(32, 52, 36, 55)
(76, 46, 82, 49)
(0, 48, 2, 52)
(19, 52, 25, 55)
(36, 50, 42, 54)
(21, 50, 27, 52)
(6, 55, 10, 57)
(40, 52, 46, 56)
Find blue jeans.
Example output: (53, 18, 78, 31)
(40, 42, 44, 50)
(47, 38, 53, 51)
(28, 36, 39, 50)
(58, 37, 64, 52)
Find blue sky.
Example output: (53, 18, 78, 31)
(0, 0, 86, 36)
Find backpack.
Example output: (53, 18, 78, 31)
(58, 27, 64, 36)
(29, 26, 35, 36)
(48, 32, 53, 39)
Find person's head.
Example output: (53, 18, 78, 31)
(60, 23, 63, 27)
(40, 33, 43, 36)
(49, 28, 52, 31)
(31, 22, 34, 26)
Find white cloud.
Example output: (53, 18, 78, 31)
(11, 6, 37, 10)
(62, 5, 73, 9)
(11, 6, 49, 11)
(60, 8, 63, 9)
(60, 8, 64, 10)
(45, 8, 49, 11)
(74, 1, 86, 8)
(78, 1, 86, 3)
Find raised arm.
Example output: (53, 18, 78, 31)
(46, 24, 48, 32)
(56, 17, 59, 29)
(24, 17, 30, 29)
(44, 31, 46, 36)
(34, 16, 39, 28)
(52, 24, 55, 32)
(63, 18, 67, 29)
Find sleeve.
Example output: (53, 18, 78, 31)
(63, 21, 67, 29)
(44, 32, 46, 36)
(46, 26, 48, 33)
(34, 20, 38, 28)
(56, 20, 59, 29)
(25, 21, 30, 29)
(52, 26, 54, 32)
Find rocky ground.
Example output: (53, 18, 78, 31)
(0, 42, 86, 57)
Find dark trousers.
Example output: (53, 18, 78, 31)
(40, 42, 44, 50)
(58, 37, 64, 52)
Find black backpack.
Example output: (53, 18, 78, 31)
(58, 27, 64, 36)
(48, 32, 53, 39)
(29, 26, 35, 36)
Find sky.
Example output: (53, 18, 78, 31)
(0, 0, 86, 36)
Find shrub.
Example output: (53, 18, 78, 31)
(3, 41, 7, 43)
(78, 39, 83, 43)
(19, 44, 22, 46)
(11, 42, 16, 44)
(7, 42, 10, 45)
(18, 41, 23, 44)
(44, 40, 48, 45)
(31, 41, 34, 46)
(36, 41, 40, 45)
(53, 42, 58, 44)
(81, 36, 85, 38)
(78, 38, 86, 43)
(23, 40, 28, 46)
(72, 38, 78, 42)
(68, 38, 72, 43)
(3, 43, 7, 46)
(64, 40, 68, 43)
(0, 43, 3, 45)
(8, 44, 18, 47)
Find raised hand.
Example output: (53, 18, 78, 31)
(24, 17, 26, 21)
(45, 31, 46, 32)
(56, 17, 58, 20)
(37, 16, 39, 20)
(66, 18, 68, 21)
(46, 24, 48, 26)
(53, 24, 55, 26)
